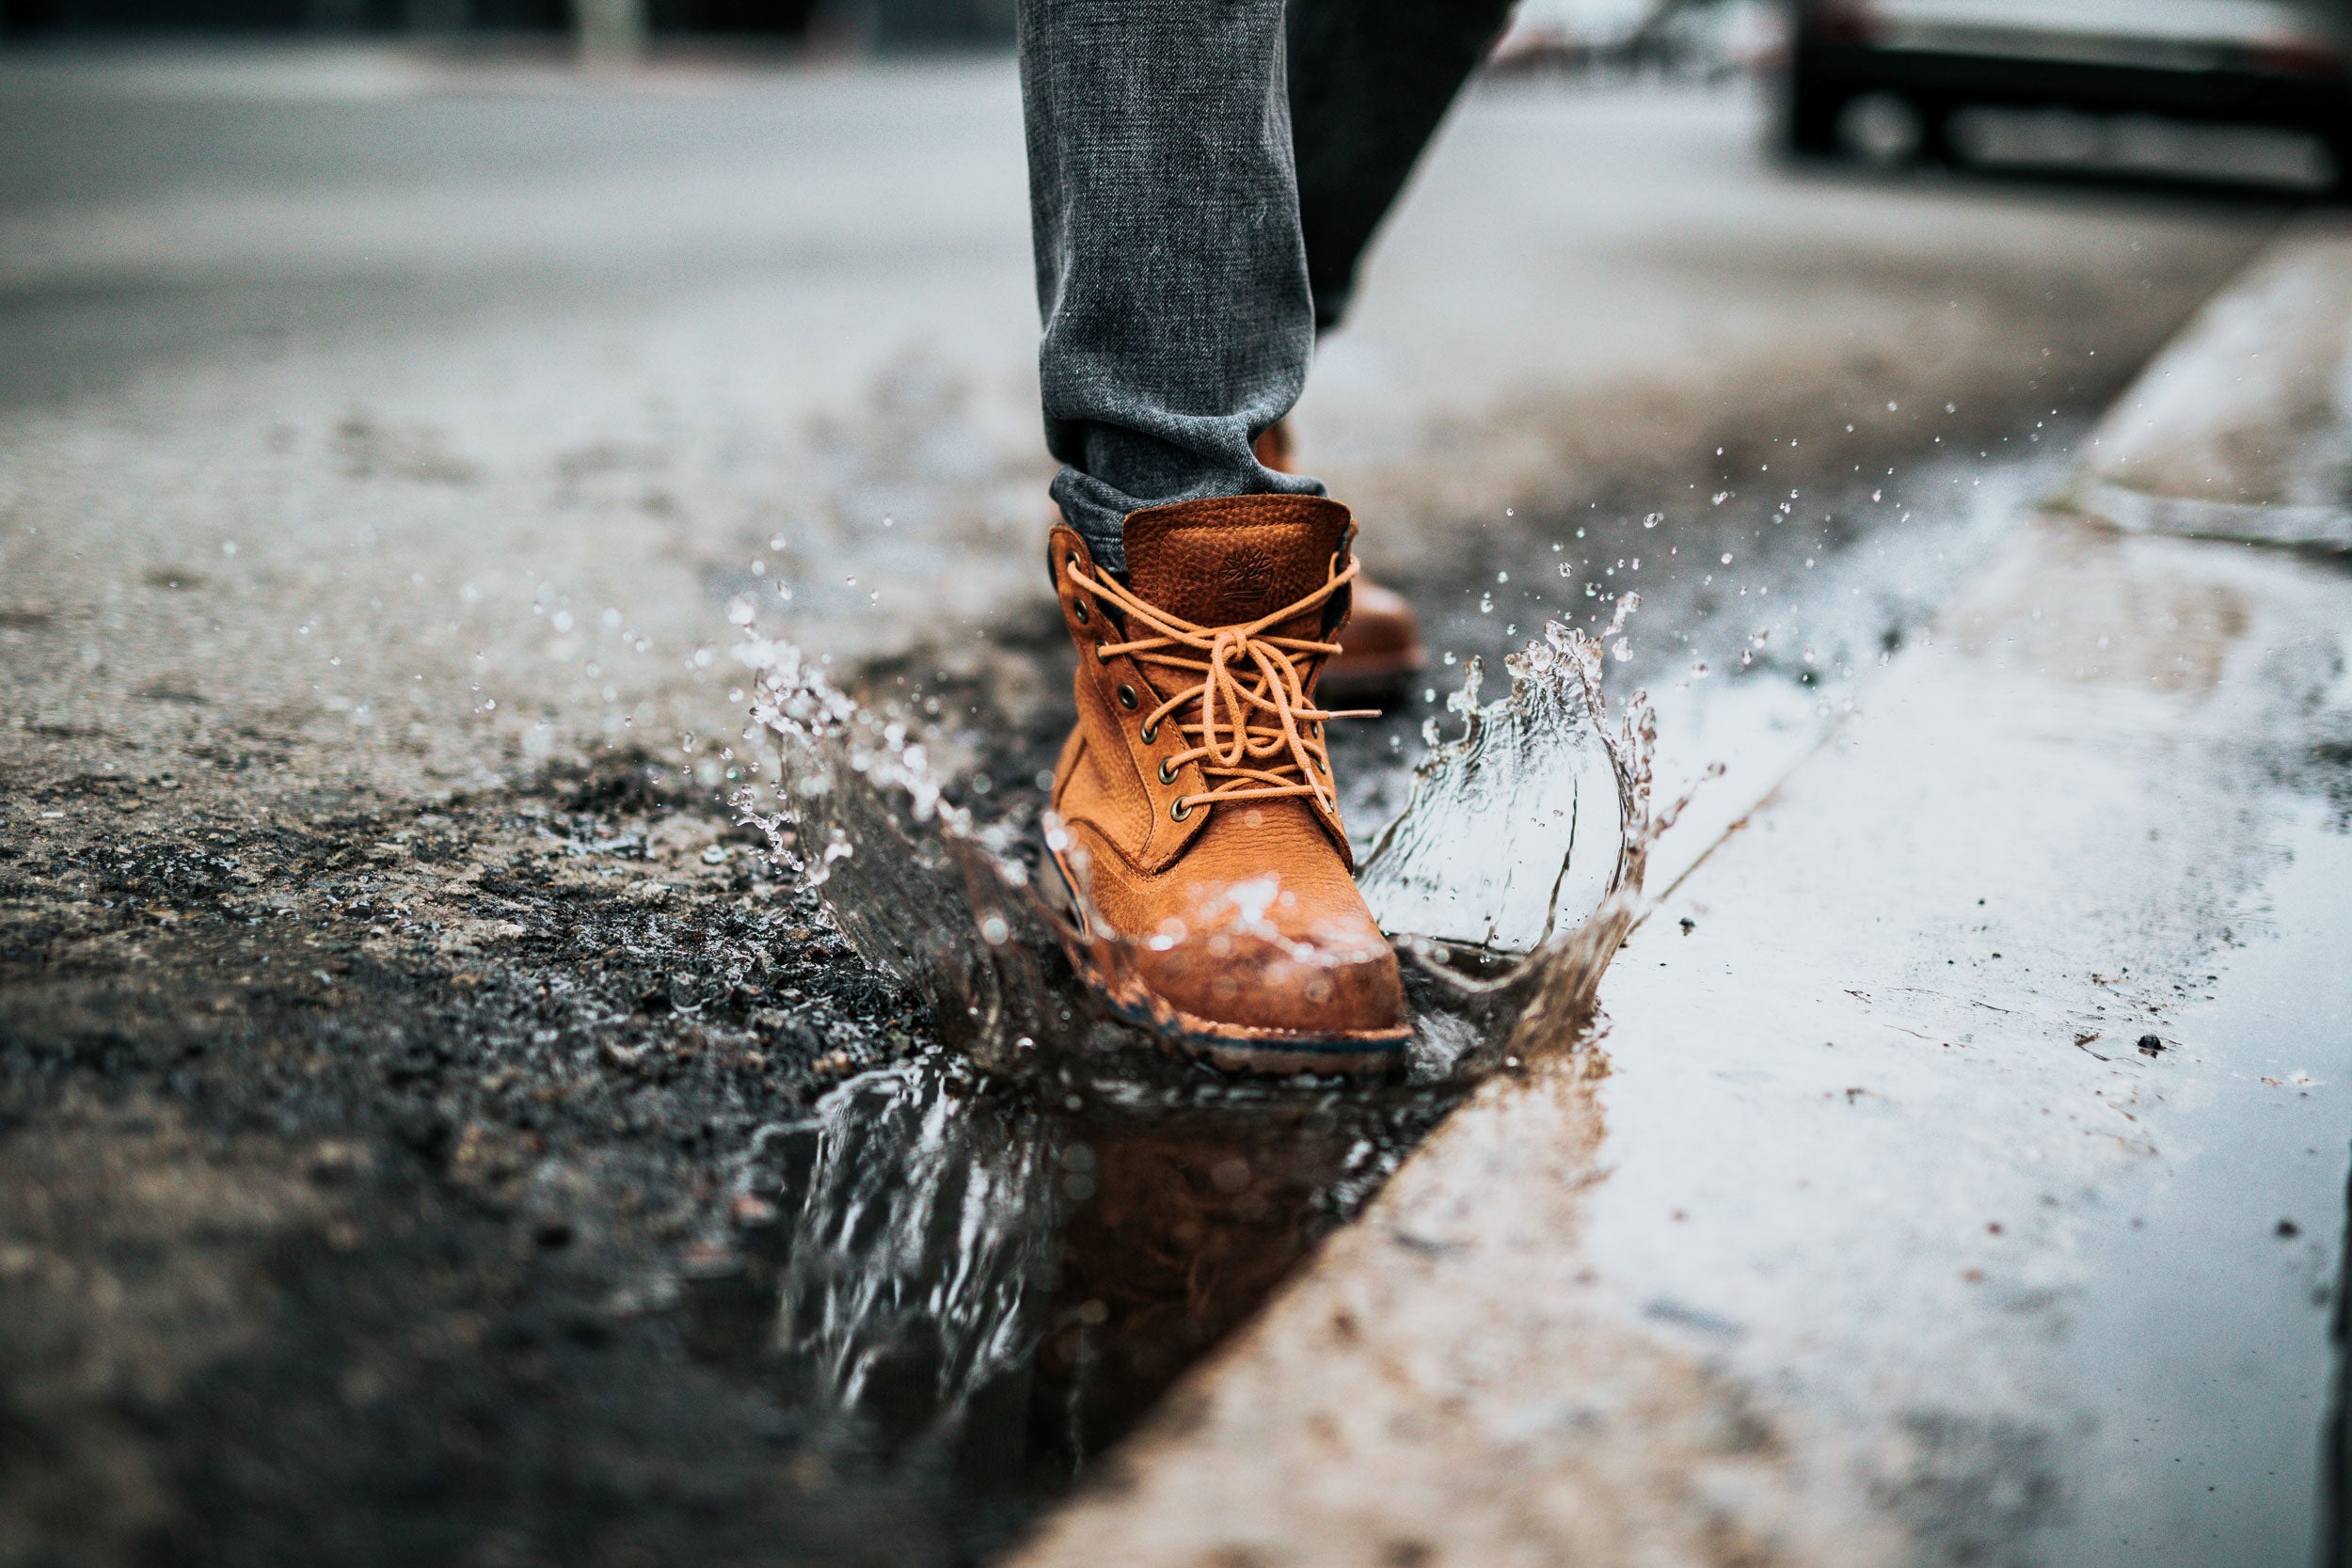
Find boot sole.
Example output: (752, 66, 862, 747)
(1038, 837, 1409, 1079)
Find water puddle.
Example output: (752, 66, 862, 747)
(675, 605, 1678, 1534)
(2029, 795, 2352, 1566)
(683, 1051, 1461, 1507)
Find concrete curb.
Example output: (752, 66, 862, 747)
(1009, 239, 2352, 1566)
(2065, 214, 2352, 551)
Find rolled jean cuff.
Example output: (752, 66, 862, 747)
(1048, 461, 1327, 578)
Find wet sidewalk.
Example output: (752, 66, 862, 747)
(1010, 240, 2352, 1568)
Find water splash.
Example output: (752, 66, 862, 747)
(736, 596, 1672, 1084)
(1359, 594, 1641, 953)
(736, 638, 1095, 1074)
(708, 588, 1697, 1527)
(695, 1062, 1065, 1474)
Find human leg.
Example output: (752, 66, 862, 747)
(1016, 0, 1323, 578)
(1286, 0, 1517, 332)
(1015, 0, 1408, 1070)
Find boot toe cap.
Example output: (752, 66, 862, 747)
(1136, 925, 1406, 1043)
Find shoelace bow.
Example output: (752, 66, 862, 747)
(1068, 553, 1375, 819)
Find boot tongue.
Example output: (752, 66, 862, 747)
(1121, 495, 1354, 632)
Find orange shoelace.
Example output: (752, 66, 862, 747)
(1066, 553, 1375, 819)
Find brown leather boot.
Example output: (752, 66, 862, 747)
(1042, 494, 1409, 1075)
(1253, 422, 1425, 701)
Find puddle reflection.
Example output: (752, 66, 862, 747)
(685, 1056, 1460, 1495)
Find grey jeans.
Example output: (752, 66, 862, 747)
(1017, 0, 1515, 574)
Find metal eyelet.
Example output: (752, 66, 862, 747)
(1094, 642, 1112, 664)
(1073, 599, 1089, 625)
(1116, 683, 1137, 710)
(1157, 759, 1177, 785)
(1138, 719, 1158, 743)
(1066, 550, 1081, 568)
(1169, 797, 1192, 822)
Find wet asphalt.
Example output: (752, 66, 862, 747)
(0, 42, 2308, 1567)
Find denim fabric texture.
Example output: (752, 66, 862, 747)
(1015, 0, 1509, 574)
(1017, 0, 1319, 573)
(1288, 0, 1518, 333)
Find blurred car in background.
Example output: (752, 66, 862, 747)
(1788, 0, 2352, 192)
(1491, 0, 1784, 79)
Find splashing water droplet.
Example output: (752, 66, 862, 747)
(736, 604, 1682, 1084)
(804, 828, 854, 887)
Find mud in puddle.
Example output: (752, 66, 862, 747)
(0, 757, 968, 1566)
